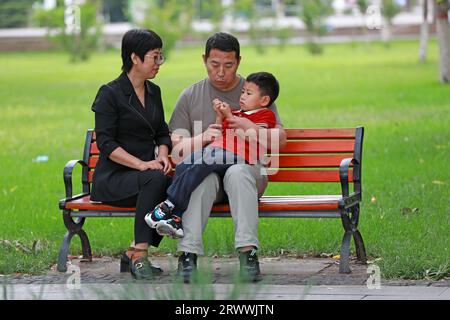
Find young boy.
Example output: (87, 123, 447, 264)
(144, 72, 279, 238)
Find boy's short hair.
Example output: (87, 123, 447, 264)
(121, 29, 163, 73)
(246, 72, 280, 105)
(205, 32, 240, 60)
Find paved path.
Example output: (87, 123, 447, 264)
(1, 255, 448, 300)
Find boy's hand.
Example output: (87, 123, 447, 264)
(219, 102, 233, 119)
(213, 98, 225, 124)
(212, 98, 223, 113)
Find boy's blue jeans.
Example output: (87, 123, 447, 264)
(167, 146, 245, 216)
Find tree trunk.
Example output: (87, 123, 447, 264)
(436, 0, 450, 83)
(419, 0, 429, 62)
(381, 17, 391, 44)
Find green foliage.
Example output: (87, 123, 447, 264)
(233, 0, 276, 55)
(0, 0, 35, 28)
(32, 0, 103, 63)
(296, 0, 333, 55)
(381, 0, 402, 22)
(356, 0, 369, 13)
(139, 0, 194, 59)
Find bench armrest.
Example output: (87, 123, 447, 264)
(339, 157, 361, 209)
(63, 159, 89, 199)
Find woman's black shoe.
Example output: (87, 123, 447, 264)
(120, 251, 163, 275)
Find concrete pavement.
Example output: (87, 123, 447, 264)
(1, 255, 448, 300)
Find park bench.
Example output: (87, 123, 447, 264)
(58, 127, 367, 274)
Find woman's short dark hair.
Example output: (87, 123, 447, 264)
(121, 29, 163, 73)
(246, 72, 280, 106)
(205, 32, 240, 60)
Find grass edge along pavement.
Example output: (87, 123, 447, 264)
(0, 39, 449, 280)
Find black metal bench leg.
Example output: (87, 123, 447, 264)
(57, 211, 92, 272)
(339, 231, 352, 274)
(57, 231, 75, 272)
(353, 230, 367, 264)
(78, 229, 92, 262)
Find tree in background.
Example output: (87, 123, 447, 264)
(139, 0, 193, 59)
(356, 0, 371, 42)
(380, 0, 401, 44)
(33, 0, 103, 62)
(296, 0, 333, 55)
(419, 0, 430, 62)
(274, 0, 294, 51)
(233, 0, 275, 55)
(435, 0, 450, 82)
(0, 0, 35, 28)
(198, 0, 226, 33)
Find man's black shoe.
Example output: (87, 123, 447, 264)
(239, 249, 262, 282)
(177, 252, 197, 283)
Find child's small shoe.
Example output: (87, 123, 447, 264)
(156, 215, 184, 239)
(144, 201, 173, 228)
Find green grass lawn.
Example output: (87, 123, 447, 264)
(0, 40, 448, 279)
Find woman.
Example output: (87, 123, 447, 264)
(91, 29, 172, 280)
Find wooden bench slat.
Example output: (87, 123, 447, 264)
(272, 155, 353, 168)
(278, 140, 355, 153)
(90, 143, 99, 155)
(64, 195, 341, 212)
(90, 140, 355, 156)
(88, 157, 98, 168)
(88, 154, 353, 169)
(286, 128, 356, 139)
(267, 169, 353, 182)
(88, 168, 352, 183)
(91, 129, 355, 140)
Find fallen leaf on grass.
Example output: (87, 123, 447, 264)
(332, 254, 340, 260)
(401, 207, 419, 215)
(320, 252, 333, 258)
(432, 180, 445, 185)
(371, 196, 377, 204)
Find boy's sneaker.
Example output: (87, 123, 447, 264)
(144, 201, 173, 228)
(156, 215, 184, 238)
(239, 249, 262, 282)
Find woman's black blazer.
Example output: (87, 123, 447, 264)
(90, 72, 172, 202)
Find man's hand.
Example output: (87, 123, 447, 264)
(202, 123, 222, 144)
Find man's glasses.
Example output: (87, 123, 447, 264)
(145, 53, 165, 65)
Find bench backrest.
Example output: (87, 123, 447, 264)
(83, 127, 363, 192)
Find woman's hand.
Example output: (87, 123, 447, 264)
(156, 154, 172, 175)
(138, 160, 163, 172)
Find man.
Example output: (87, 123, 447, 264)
(169, 32, 286, 282)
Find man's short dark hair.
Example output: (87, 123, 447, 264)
(246, 72, 280, 105)
(205, 32, 240, 60)
(121, 29, 163, 73)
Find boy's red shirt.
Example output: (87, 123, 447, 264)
(210, 108, 276, 164)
